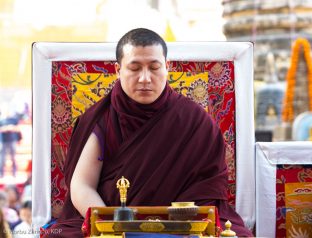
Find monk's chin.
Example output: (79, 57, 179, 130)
(134, 95, 157, 104)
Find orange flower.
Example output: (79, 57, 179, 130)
(282, 38, 312, 122)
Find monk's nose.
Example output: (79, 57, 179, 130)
(138, 70, 151, 83)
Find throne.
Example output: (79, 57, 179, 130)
(32, 42, 255, 234)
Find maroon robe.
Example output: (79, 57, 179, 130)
(43, 81, 253, 237)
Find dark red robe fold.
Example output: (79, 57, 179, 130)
(43, 81, 253, 237)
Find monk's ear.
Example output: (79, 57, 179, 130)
(115, 62, 121, 76)
(165, 60, 170, 71)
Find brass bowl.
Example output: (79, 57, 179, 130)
(171, 202, 196, 207)
(168, 202, 199, 221)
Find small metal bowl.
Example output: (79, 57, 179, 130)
(168, 202, 199, 221)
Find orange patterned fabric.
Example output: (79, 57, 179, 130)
(285, 182, 312, 237)
(51, 61, 236, 218)
(276, 165, 312, 237)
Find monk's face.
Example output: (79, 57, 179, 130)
(115, 43, 169, 104)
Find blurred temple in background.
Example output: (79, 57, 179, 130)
(222, 0, 312, 81)
(222, 0, 312, 141)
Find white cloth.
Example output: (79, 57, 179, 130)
(13, 221, 32, 238)
(2, 207, 19, 224)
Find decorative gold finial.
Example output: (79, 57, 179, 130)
(220, 220, 236, 237)
(116, 176, 130, 206)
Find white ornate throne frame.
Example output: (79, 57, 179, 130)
(32, 42, 255, 232)
(256, 141, 312, 237)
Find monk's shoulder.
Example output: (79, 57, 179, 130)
(172, 96, 212, 125)
(175, 96, 208, 116)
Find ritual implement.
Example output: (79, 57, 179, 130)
(114, 176, 134, 221)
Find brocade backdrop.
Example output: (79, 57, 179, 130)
(50, 61, 236, 218)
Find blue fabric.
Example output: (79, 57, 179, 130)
(41, 219, 57, 230)
(123, 233, 200, 238)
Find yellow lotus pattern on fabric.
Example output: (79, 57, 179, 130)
(72, 73, 117, 121)
(72, 72, 209, 119)
(285, 182, 312, 237)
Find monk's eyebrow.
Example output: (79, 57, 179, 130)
(150, 60, 162, 65)
(128, 61, 140, 65)
(129, 60, 162, 65)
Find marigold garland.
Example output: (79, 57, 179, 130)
(282, 38, 312, 122)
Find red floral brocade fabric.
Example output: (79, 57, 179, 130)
(276, 165, 312, 237)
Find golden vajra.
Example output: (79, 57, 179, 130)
(116, 176, 130, 205)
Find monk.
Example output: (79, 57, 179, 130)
(43, 28, 253, 237)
